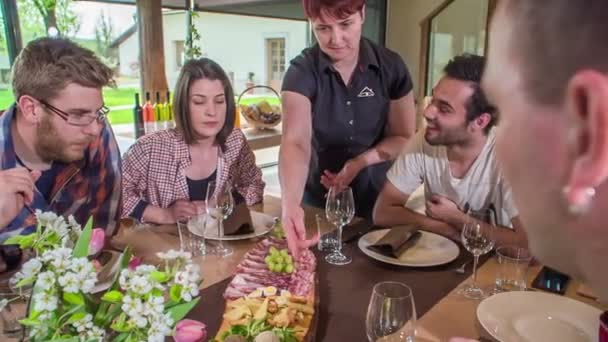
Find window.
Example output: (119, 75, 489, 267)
(424, 0, 490, 94)
(175, 40, 185, 69)
(266, 38, 286, 91)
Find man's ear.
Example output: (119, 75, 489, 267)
(564, 70, 608, 203)
(470, 112, 491, 132)
(17, 95, 41, 124)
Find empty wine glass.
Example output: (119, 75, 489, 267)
(460, 212, 496, 299)
(325, 186, 355, 265)
(205, 180, 234, 257)
(366, 281, 416, 342)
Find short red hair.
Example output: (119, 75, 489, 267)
(302, 0, 365, 20)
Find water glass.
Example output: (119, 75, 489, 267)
(177, 216, 208, 256)
(494, 246, 532, 292)
(366, 281, 416, 342)
(315, 213, 338, 252)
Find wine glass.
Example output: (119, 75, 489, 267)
(325, 186, 355, 265)
(460, 212, 496, 299)
(366, 281, 417, 342)
(205, 180, 234, 257)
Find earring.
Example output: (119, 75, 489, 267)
(563, 186, 596, 215)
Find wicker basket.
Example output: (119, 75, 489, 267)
(237, 85, 282, 130)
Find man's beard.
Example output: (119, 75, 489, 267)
(35, 116, 86, 163)
(425, 124, 470, 146)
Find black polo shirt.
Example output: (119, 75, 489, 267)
(282, 38, 413, 218)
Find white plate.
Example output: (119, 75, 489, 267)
(477, 291, 601, 342)
(191, 211, 275, 241)
(358, 228, 459, 267)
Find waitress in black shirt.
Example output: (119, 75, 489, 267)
(279, 0, 416, 256)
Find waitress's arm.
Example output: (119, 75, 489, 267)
(279, 91, 318, 256)
(355, 91, 416, 167)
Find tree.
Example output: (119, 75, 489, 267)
(19, 0, 80, 38)
(94, 11, 114, 57)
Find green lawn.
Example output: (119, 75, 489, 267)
(0, 87, 280, 125)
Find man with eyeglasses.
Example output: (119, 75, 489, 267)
(0, 37, 121, 243)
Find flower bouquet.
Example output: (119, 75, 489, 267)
(1, 211, 207, 342)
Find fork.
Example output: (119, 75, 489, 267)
(453, 260, 470, 274)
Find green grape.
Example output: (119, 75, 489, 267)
(264, 256, 273, 264)
(285, 255, 293, 264)
(267, 261, 276, 270)
(280, 249, 289, 257)
(272, 263, 283, 273)
(285, 264, 294, 274)
(269, 246, 278, 254)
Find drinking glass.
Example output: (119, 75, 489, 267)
(205, 181, 234, 257)
(494, 246, 532, 292)
(325, 186, 355, 265)
(177, 216, 209, 256)
(460, 212, 496, 299)
(315, 213, 338, 252)
(366, 281, 416, 342)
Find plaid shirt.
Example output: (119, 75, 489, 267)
(121, 128, 264, 217)
(0, 105, 122, 239)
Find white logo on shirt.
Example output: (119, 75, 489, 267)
(357, 86, 375, 98)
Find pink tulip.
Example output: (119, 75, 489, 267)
(174, 319, 207, 342)
(88, 228, 105, 256)
(128, 256, 142, 270)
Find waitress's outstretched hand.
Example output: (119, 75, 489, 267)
(281, 203, 319, 259)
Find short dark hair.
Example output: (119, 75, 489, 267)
(12, 37, 114, 102)
(173, 58, 235, 148)
(302, 0, 365, 20)
(444, 54, 497, 134)
(501, 0, 608, 106)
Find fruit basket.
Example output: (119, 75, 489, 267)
(237, 85, 282, 130)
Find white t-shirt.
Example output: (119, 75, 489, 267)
(387, 129, 518, 228)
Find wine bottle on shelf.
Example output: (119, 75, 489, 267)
(164, 90, 173, 129)
(143, 91, 155, 134)
(133, 93, 145, 139)
(154, 91, 164, 132)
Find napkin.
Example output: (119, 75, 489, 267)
(367, 226, 421, 258)
(210, 201, 254, 236)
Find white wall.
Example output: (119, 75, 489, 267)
(111, 11, 307, 94)
(118, 33, 139, 78)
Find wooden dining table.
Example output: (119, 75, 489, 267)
(2, 195, 606, 341)
(110, 195, 607, 341)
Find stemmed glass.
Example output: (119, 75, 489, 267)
(325, 186, 355, 265)
(366, 281, 417, 342)
(205, 181, 234, 257)
(460, 212, 496, 299)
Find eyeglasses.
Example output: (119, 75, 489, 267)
(39, 100, 110, 127)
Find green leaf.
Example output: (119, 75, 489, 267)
(112, 332, 130, 342)
(66, 311, 87, 324)
(16, 276, 35, 288)
(18, 318, 40, 326)
(170, 284, 183, 302)
(3, 235, 24, 245)
(19, 234, 36, 249)
(152, 288, 163, 298)
(48, 338, 79, 342)
(101, 290, 123, 303)
(63, 292, 85, 306)
(150, 270, 169, 283)
(73, 216, 93, 258)
(166, 297, 199, 323)
(110, 312, 131, 333)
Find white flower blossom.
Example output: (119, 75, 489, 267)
(20, 258, 42, 279)
(58, 272, 80, 293)
(72, 314, 94, 333)
(142, 296, 164, 316)
(35, 210, 58, 227)
(42, 247, 72, 273)
(33, 292, 58, 312)
(129, 275, 153, 295)
(37, 271, 56, 291)
(181, 283, 200, 302)
(85, 325, 105, 341)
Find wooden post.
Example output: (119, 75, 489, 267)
(136, 0, 169, 102)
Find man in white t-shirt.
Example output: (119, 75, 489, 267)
(373, 54, 527, 247)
